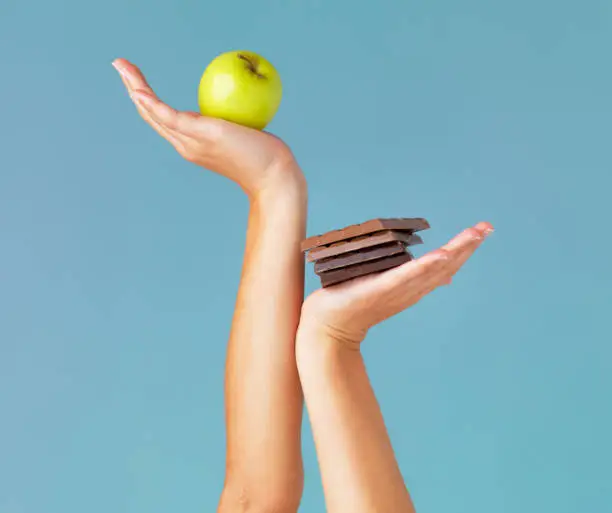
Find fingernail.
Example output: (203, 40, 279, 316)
(484, 227, 495, 237)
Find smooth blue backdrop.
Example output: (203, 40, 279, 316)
(1, 1, 610, 512)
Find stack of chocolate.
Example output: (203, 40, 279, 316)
(301, 218, 430, 288)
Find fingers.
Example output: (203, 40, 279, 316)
(411, 222, 492, 282)
(409, 223, 493, 297)
(374, 222, 493, 293)
(418, 223, 491, 283)
(112, 58, 211, 161)
(112, 59, 185, 146)
(130, 90, 202, 137)
(431, 235, 484, 287)
(444, 233, 487, 276)
(441, 222, 493, 252)
(113, 58, 155, 96)
(113, 58, 221, 143)
(132, 93, 184, 146)
(379, 235, 481, 315)
(439, 222, 494, 278)
(379, 248, 451, 285)
(112, 58, 182, 136)
(379, 224, 489, 284)
(134, 92, 222, 143)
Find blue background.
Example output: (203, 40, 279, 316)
(1, 0, 610, 511)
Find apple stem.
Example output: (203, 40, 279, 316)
(237, 53, 265, 79)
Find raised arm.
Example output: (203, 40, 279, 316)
(296, 223, 493, 513)
(297, 324, 415, 512)
(220, 176, 307, 513)
(113, 59, 307, 513)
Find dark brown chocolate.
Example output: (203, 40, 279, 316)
(301, 218, 430, 252)
(319, 252, 413, 288)
(307, 231, 422, 262)
(314, 242, 408, 274)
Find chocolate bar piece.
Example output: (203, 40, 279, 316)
(314, 242, 409, 274)
(319, 252, 413, 288)
(307, 230, 422, 262)
(301, 218, 430, 252)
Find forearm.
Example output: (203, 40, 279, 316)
(296, 324, 415, 513)
(222, 168, 307, 508)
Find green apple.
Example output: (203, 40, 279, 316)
(197, 50, 282, 130)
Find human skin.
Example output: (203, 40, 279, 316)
(113, 59, 306, 513)
(296, 223, 493, 513)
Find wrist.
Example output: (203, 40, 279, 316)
(250, 161, 307, 206)
(295, 323, 365, 390)
(296, 319, 363, 368)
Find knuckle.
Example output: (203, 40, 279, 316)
(430, 249, 450, 263)
(176, 143, 196, 162)
(181, 149, 197, 163)
(465, 227, 484, 241)
(164, 113, 179, 131)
